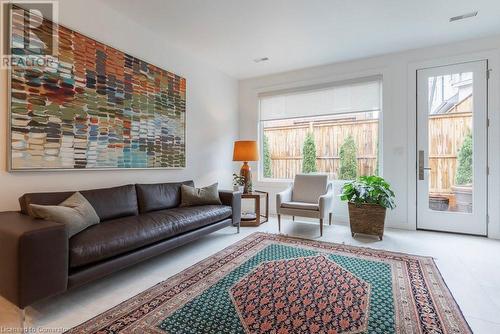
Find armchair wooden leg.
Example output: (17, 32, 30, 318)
(329, 212, 332, 225)
(319, 218, 323, 237)
(278, 214, 281, 233)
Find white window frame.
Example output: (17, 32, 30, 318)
(258, 77, 383, 183)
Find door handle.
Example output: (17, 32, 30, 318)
(418, 150, 431, 180)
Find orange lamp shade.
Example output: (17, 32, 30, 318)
(233, 140, 259, 161)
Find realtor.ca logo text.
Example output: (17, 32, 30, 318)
(0, 0, 59, 69)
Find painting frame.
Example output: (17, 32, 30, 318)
(7, 5, 187, 172)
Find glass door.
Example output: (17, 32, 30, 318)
(417, 61, 487, 235)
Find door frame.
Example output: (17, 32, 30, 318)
(416, 61, 488, 235)
(407, 50, 500, 238)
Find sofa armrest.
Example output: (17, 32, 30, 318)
(276, 185, 293, 214)
(219, 190, 241, 227)
(319, 183, 334, 219)
(0, 212, 68, 308)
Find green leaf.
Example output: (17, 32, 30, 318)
(339, 175, 396, 209)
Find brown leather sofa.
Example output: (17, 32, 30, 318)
(0, 181, 241, 310)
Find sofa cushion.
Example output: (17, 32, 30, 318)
(20, 191, 73, 216)
(19, 184, 138, 221)
(136, 180, 194, 213)
(281, 201, 319, 211)
(80, 185, 138, 221)
(69, 205, 232, 268)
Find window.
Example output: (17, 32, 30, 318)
(259, 78, 382, 180)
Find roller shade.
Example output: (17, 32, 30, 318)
(259, 78, 382, 121)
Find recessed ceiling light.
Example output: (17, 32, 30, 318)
(449, 11, 478, 22)
(254, 57, 269, 63)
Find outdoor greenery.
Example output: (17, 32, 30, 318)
(340, 175, 396, 209)
(339, 135, 358, 180)
(263, 135, 272, 178)
(302, 132, 318, 173)
(455, 133, 473, 185)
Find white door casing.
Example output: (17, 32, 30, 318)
(417, 60, 488, 235)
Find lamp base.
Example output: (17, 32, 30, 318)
(240, 162, 252, 193)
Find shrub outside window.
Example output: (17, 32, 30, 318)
(259, 79, 382, 181)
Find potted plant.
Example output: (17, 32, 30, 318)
(451, 134, 472, 213)
(232, 173, 245, 192)
(340, 175, 396, 240)
(429, 195, 449, 211)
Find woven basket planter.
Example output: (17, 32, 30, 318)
(348, 202, 387, 240)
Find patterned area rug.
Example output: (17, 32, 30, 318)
(67, 233, 471, 334)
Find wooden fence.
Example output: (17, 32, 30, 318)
(263, 112, 472, 194)
(428, 112, 472, 194)
(264, 119, 378, 180)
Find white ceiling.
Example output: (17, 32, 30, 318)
(101, 0, 500, 79)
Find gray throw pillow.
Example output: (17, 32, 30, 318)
(29, 192, 100, 238)
(180, 183, 222, 207)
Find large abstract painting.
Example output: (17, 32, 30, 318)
(9, 7, 186, 170)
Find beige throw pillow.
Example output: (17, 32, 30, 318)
(180, 183, 222, 207)
(29, 192, 100, 238)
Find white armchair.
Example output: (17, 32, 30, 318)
(276, 174, 334, 236)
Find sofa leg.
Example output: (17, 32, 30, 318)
(292, 216, 295, 221)
(319, 219, 323, 237)
(278, 214, 281, 233)
(329, 212, 332, 225)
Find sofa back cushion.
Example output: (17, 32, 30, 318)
(80, 185, 138, 221)
(136, 180, 194, 213)
(20, 192, 71, 215)
(20, 184, 139, 221)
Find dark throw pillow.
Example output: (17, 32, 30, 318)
(180, 183, 222, 207)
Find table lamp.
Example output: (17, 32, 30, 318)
(233, 140, 259, 193)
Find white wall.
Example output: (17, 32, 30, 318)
(239, 35, 500, 239)
(0, 0, 239, 211)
